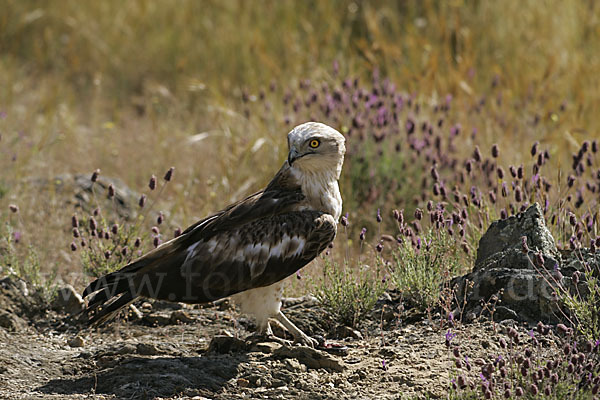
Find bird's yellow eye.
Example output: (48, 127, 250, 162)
(309, 139, 320, 148)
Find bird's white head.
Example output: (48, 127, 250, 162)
(286, 122, 346, 179)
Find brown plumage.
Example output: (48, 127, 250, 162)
(81, 122, 345, 346)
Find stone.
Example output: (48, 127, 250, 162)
(273, 345, 345, 372)
(251, 341, 283, 354)
(137, 343, 160, 355)
(207, 335, 247, 353)
(52, 285, 85, 314)
(237, 378, 250, 387)
(474, 203, 559, 268)
(453, 203, 563, 323)
(144, 313, 172, 326)
(0, 311, 26, 332)
(560, 248, 599, 278)
(170, 310, 195, 324)
(127, 304, 144, 321)
(67, 336, 85, 348)
(282, 295, 319, 308)
(284, 358, 306, 372)
(334, 325, 363, 340)
(14, 280, 28, 296)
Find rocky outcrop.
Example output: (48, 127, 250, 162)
(453, 203, 597, 324)
(52, 285, 85, 314)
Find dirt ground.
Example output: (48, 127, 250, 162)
(0, 276, 529, 400)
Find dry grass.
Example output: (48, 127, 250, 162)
(0, 0, 599, 289)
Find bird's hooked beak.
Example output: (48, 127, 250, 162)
(288, 147, 300, 166)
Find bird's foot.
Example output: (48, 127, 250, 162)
(292, 331, 319, 348)
(275, 311, 318, 348)
(246, 331, 293, 347)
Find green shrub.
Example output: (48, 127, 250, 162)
(388, 229, 463, 312)
(0, 223, 57, 301)
(314, 257, 387, 328)
(541, 250, 600, 339)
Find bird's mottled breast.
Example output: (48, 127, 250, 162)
(289, 168, 343, 221)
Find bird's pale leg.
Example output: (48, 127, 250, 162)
(259, 321, 273, 336)
(275, 311, 318, 347)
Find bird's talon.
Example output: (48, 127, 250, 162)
(294, 334, 318, 348)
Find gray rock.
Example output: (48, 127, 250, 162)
(560, 248, 599, 277)
(453, 203, 565, 323)
(251, 341, 283, 354)
(273, 345, 345, 372)
(207, 335, 247, 353)
(143, 312, 172, 326)
(0, 310, 26, 332)
(67, 336, 85, 348)
(52, 285, 85, 314)
(170, 310, 195, 324)
(475, 203, 559, 269)
(137, 343, 160, 355)
(284, 357, 307, 372)
(127, 304, 144, 321)
(334, 325, 363, 340)
(107, 343, 137, 356)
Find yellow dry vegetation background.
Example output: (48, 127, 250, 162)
(0, 0, 599, 287)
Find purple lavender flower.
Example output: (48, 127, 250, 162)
(359, 228, 366, 241)
(450, 124, 461, 137)
(91, 169, 100, 182)
(491, 144, 499, 158)
(382, 359, 388, 371)
(414, 208, 423, 220)
(341, 213, 348, 227)
(149, 175, 157, 190)
(164, 167, 174, 181)
(445, 329, 456, 346)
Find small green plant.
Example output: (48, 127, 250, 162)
(564, 260, 600, 339)
(518, 235, 600, 340)
(0, 222, 57, 301)
(542, 249, 599, 339)
(388, 229, 463, 312)
(556, 261, 600, 340)
(314, 257, 387, 328)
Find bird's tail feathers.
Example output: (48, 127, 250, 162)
(81, 268, 140, 326)
(85, 291, 136, 326)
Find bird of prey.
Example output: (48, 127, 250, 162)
(81, 122, 345, 346)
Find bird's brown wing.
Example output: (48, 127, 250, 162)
(125, 210, 336, 304)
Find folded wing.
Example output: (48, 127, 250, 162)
(81, 184, 336, 325)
